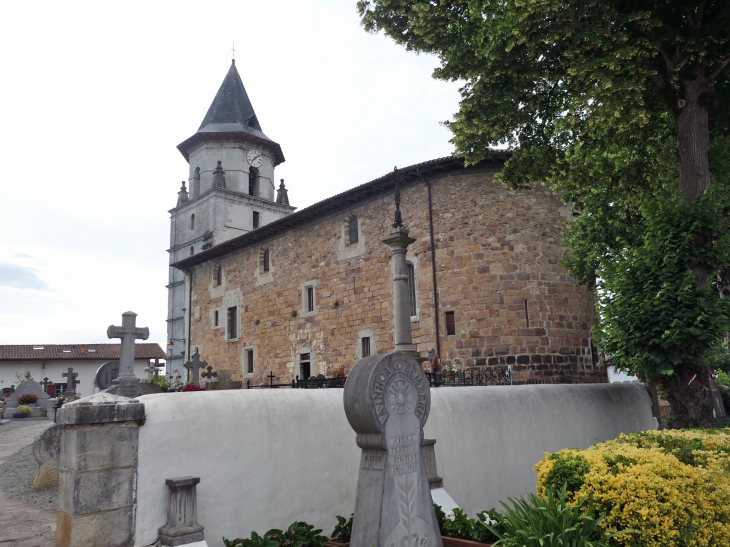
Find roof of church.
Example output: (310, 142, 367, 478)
(171, 152, 511, 270)
(177, 60, 285, 166)
(0, 344, 166, 361)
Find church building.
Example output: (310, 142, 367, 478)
(167, 61, 605, 385)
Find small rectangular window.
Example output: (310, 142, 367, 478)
(216, 266, 222, 286)
(227, 307, 238, 339)
(263, 249, 270, 272)
(214, 310, 219, 327)
(445, 311, 456, 336)
(362, 337, 371, 357)
(307, 287, 314, 313)
(300, 353, 311, 379)
(349, 216, 359, 245)
(407, 263, 417, 316)
(253, 211, 260, 229)
(246, 349, 254, 374)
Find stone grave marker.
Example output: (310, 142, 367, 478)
(183, 350, 208, 386)
(206, 369, 242, 390)
(62, 367, 80, 398)
(96, 360, 120, 390)
(344, 352, 442, 547)
(6, 377, 51, 412)
(105, 311, 160, 397)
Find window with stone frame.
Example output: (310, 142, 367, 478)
(361, 336, 371, 357)
(253, 211, 260, 230)
(215, 265, 222, 286)
(227, 306, 238, 339)
(407, 262, 417, 317)
(445, 311, 456, 336)
(191, 214, 195, 230)
(263, 249, 270, 272)
(214, 310, 219, 327)
(246, 349, 254, 374)
(306, 287, 314, 313)
(299, 352, 311, 379)
(249, 167, 258, 196)
(348, 216, 359, 245)
(299, 280, 319, 317)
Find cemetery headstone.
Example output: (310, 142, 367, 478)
(95, 360, 120, 390)
(6, 378, 51, 412)
(183, 350, 208, 386)
(344, 352, 442, 547)
(33, 424, 62, 490)
(105, 311, 160, 397)
(62, 367, 80, 398)
(206, 369, 242, 390)
(41, 377, 53, 394)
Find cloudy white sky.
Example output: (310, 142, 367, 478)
(0, 1, 461, 353)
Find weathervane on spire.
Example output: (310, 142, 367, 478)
(232, 41, 236, 62)
(392, 166, 404, 229)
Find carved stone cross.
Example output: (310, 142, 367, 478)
(184, 350, 208, 386)
(62, 367, 79, 395)
(144, 363, 158, 381)
(201, 366, 217, 381)
(107, 311, 149, 379)
(41, 377, 52, 392)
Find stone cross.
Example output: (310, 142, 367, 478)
(41, 377, 52, 392)
(201, 366, 217, 381)
(144, 363, 158, 381)
(344, 352, 441, 547)
(107, 311, 149, 379)
(183, 350, 208, 386)
(62, 368, 79, 395)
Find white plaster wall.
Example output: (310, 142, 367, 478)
(135, 383, 655, 547)
(0, 359, 151, 397)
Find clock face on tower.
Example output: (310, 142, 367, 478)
(247, 149, 263, 168)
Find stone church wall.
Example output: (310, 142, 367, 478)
(188, 165, 605, 384)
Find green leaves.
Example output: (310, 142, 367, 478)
(330, 514, 353, 543)
(223, 522, 328, 547)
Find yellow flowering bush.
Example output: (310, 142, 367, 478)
(535, 428, 730, 547)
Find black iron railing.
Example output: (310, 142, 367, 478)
(426, 367, 513, 387)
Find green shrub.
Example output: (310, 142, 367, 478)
(223, 521, 328, 547)
(330, 514, 352, 543)
(147, 375, 169, 392)
(543, 452, 590, 495)
(16, 405, 32, 415)
(484, 486, 624, 547)
(434, 505, 503, 544)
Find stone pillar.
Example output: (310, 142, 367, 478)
(382, 226, 417, 355)
(420, 439, 443, 490)
(56, 393, 144, 547)
(158, 477, 205, 546)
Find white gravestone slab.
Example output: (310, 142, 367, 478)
(7, 379, 51, 410)
(344, 352, 442, 547)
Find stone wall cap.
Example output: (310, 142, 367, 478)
(166, 476, 201, 487)
(57, 392, 144, 425)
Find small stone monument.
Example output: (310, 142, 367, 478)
(6, 377, 51, 413)
(183, 350, 208, 386)
(344, 352, 441, 547)
(158, 477, 205, 546)
(206, 369, 242, 390)
(62, 367, 80, 399)
(105, 311, 160, 397)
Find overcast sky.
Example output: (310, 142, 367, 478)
(0, 1, 461, 354)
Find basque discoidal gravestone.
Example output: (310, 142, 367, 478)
(344, 352, 442, 547)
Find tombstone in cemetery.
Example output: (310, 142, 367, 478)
(105, 311, 160, 397)
(62, 367, 81, 399)
(96, 360, 120, 390)
(206, 369, 242, 390)
(183, 349, 208, 386)
(33, 424, 62, 490)
(6, 376, 51, 415)
(344, 352, 442, 547)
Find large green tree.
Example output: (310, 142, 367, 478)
(358, 0, 730, 427)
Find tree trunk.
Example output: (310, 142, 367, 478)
(666, 365, 716, 429)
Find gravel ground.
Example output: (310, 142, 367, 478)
(0, 418, 58, 511)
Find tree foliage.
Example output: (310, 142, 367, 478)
(358, 0, 730, 426)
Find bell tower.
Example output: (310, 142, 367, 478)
(166, 60, 296, 376)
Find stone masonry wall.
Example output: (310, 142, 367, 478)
(188, 165, 606, 384)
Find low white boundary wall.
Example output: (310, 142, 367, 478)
(135, 383, 655, 547)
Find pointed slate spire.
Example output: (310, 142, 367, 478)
(199, 60, 262, 131)
(177, 181, 189, 206)
(276, 179, 290, 205)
